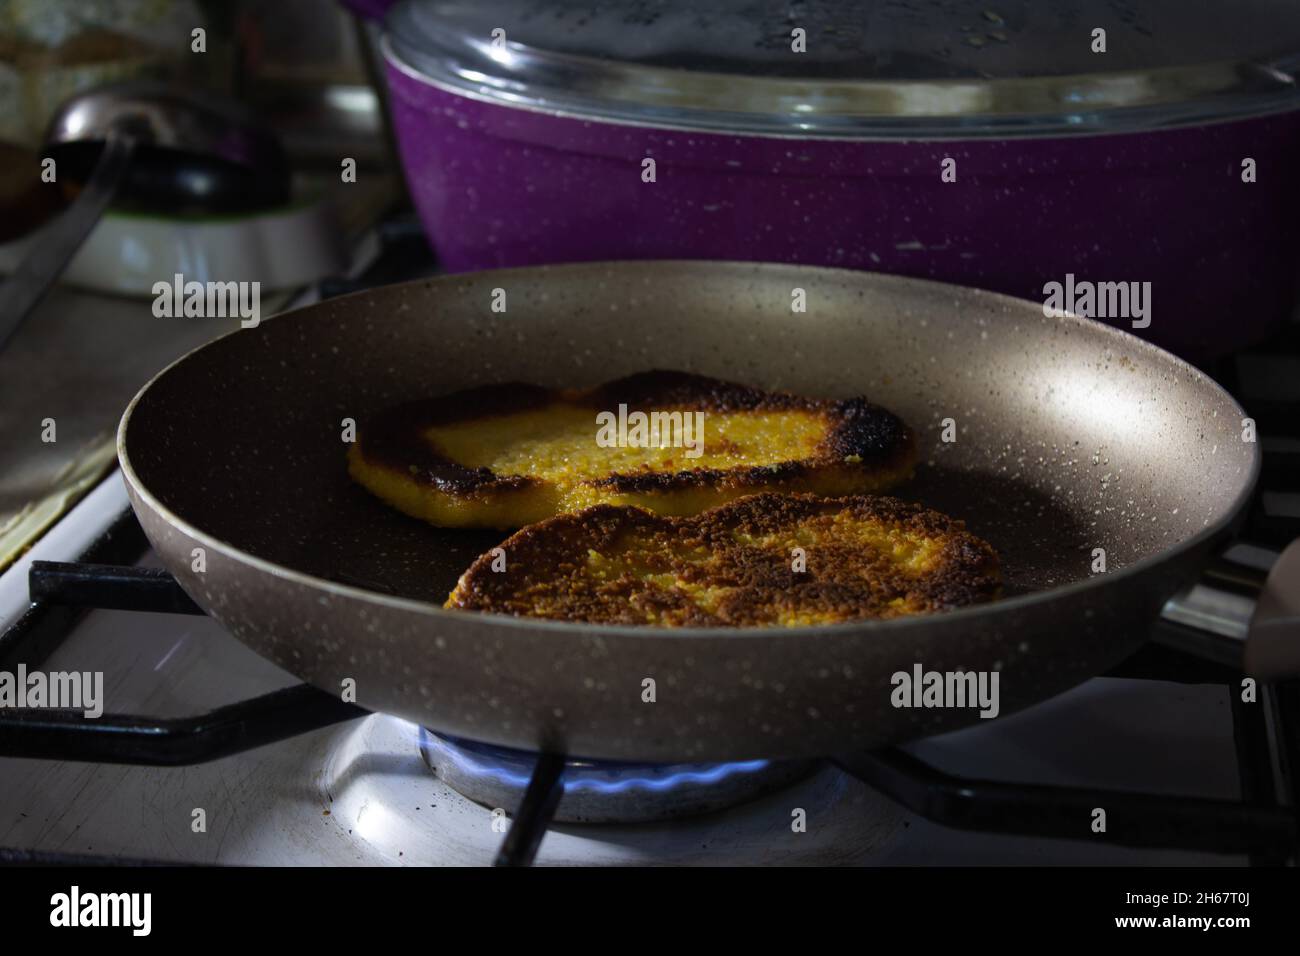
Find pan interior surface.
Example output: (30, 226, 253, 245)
(121, 261, 1252, 616)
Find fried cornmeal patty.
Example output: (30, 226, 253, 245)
(348, 371, 915, 529)
(445, 493, 1000, 627)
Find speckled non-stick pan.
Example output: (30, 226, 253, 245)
(117, 261, 1261, 762)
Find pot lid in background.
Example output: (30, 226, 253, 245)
(383, 0, 1300, 138)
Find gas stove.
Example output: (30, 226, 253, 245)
(0, 217, 1296, 868)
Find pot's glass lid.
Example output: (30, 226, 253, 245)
(385, 0, 1300, 137)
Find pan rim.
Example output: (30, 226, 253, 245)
(116, 260, 1262, 642)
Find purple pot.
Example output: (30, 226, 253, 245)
(378, 1, 1300, 359)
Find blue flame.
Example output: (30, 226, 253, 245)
(423, 733, 770, 795)
(565, 760, 770, 795)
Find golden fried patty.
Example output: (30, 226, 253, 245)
(348, 371, 915, 529)
(445, 493, 999, 627)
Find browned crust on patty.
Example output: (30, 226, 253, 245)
(352, 370, 914, 497)
(445, 492, 1000, 627)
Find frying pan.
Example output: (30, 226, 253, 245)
(117, 261, 1288, 763)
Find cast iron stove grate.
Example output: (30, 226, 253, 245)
(0, 504, 1296, 866)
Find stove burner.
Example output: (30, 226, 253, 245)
(419, 729, 813, 823)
